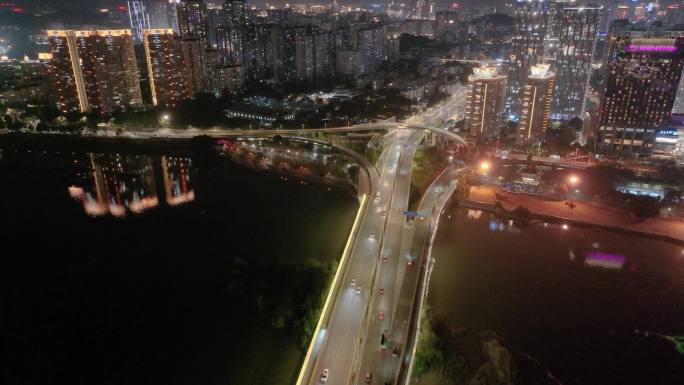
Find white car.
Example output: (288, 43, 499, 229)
(320, 369, 329, 383)
(351, 279, 356, 287)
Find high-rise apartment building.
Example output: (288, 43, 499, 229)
(177, 0, 209, 41)
(143, 29, 190, 107)
(505, 0, 548, 118)
(551, 4, 602, 120)
(519, 64, 555, 144)
(465, 67, 507, 138)
(434, 10, 459, 37)
(359, 26, 385, 75)
(47, 29, 142, 115)
(599, 32, 684, 154)
(180, 38, 209, 95)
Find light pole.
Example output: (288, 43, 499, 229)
(160, 114, 170, 129)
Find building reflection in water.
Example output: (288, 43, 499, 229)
(68, 154, 194, 217)
(162, 156, 195, 206)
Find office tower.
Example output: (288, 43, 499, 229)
(177, 0, 209, 41)
(128, 1, 151, 42)
(551, 4, 602, 120)
(519, 64, 555, 144)
(47, 29, 142, 115)
(544, 0, 573, 63)
(599, 32, 684, 154)
(505, 0, 548, 118)
(465, 67, 507, 138)
(143, 29, 190, 107)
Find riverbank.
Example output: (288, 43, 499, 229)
(466, 185, 684, 244)
(0, 137, 359, 385)
(418, 206, 684, 385)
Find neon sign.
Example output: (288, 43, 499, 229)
(625, 45, 677, 52)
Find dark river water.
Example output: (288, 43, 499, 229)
(0, 141, 358, 385)
(428, 206, 684, 385)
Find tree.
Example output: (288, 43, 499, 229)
(624, 194, 661, 218)
(412, 305, 441, 378)
(513, 205, 533, 221)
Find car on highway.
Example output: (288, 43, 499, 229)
(365, 372, 372, 384)
(382, 255, 388, 262)
(395, 208, 401, 213)
(379, 288, 384, 294)
(355, 286, 361, 295)
(407, 260, 414, 268)
(380, 210, 387, 216)
(418, 216, 425, 222)
(382, 193, 387, 198)
(370, 232, 375, 239)
(351, 278, 356, 287)
(378, 311, 385, 320)
(320, 369, 329, 383)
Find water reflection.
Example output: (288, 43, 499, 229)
(69, 154, 195, 217)
(584, 251, 627, 270)
(430, 206, 684, 385)
(467, 208, 668, 272)
(162, 156, 195, 206)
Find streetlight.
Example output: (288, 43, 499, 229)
(568, 174, 579, 186)
(479, 161, 490, 174)
(160, 114, 170, 128)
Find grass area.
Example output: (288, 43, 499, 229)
(408, 143, 448, 211)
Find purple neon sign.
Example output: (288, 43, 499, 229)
(584, 251, 626, 269)
(626, 44, 677, 53)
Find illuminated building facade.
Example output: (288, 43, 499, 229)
(505, 0, 548, 118)
(519, 64, 555, 144)
(143, 29, 191, 107)
(599, 33, 684, 154)
(465, 67, 507, 138)
(177, 0, 209, 41)
(47, 29, 143, 115)
(551, 4, 602, 120)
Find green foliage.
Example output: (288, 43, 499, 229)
(512, 205, 533, 221)
(413, 304, 441, 378)
(454, 172, 472, 201)
(622, 193, 662, 219)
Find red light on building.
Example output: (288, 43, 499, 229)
(118, 5, 127, 12)
(11, 7, 22, 13)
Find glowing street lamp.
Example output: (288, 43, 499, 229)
(160, 114, 170, 128)
(479, 161, 490, 174)
(568, 174, 579, 186)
